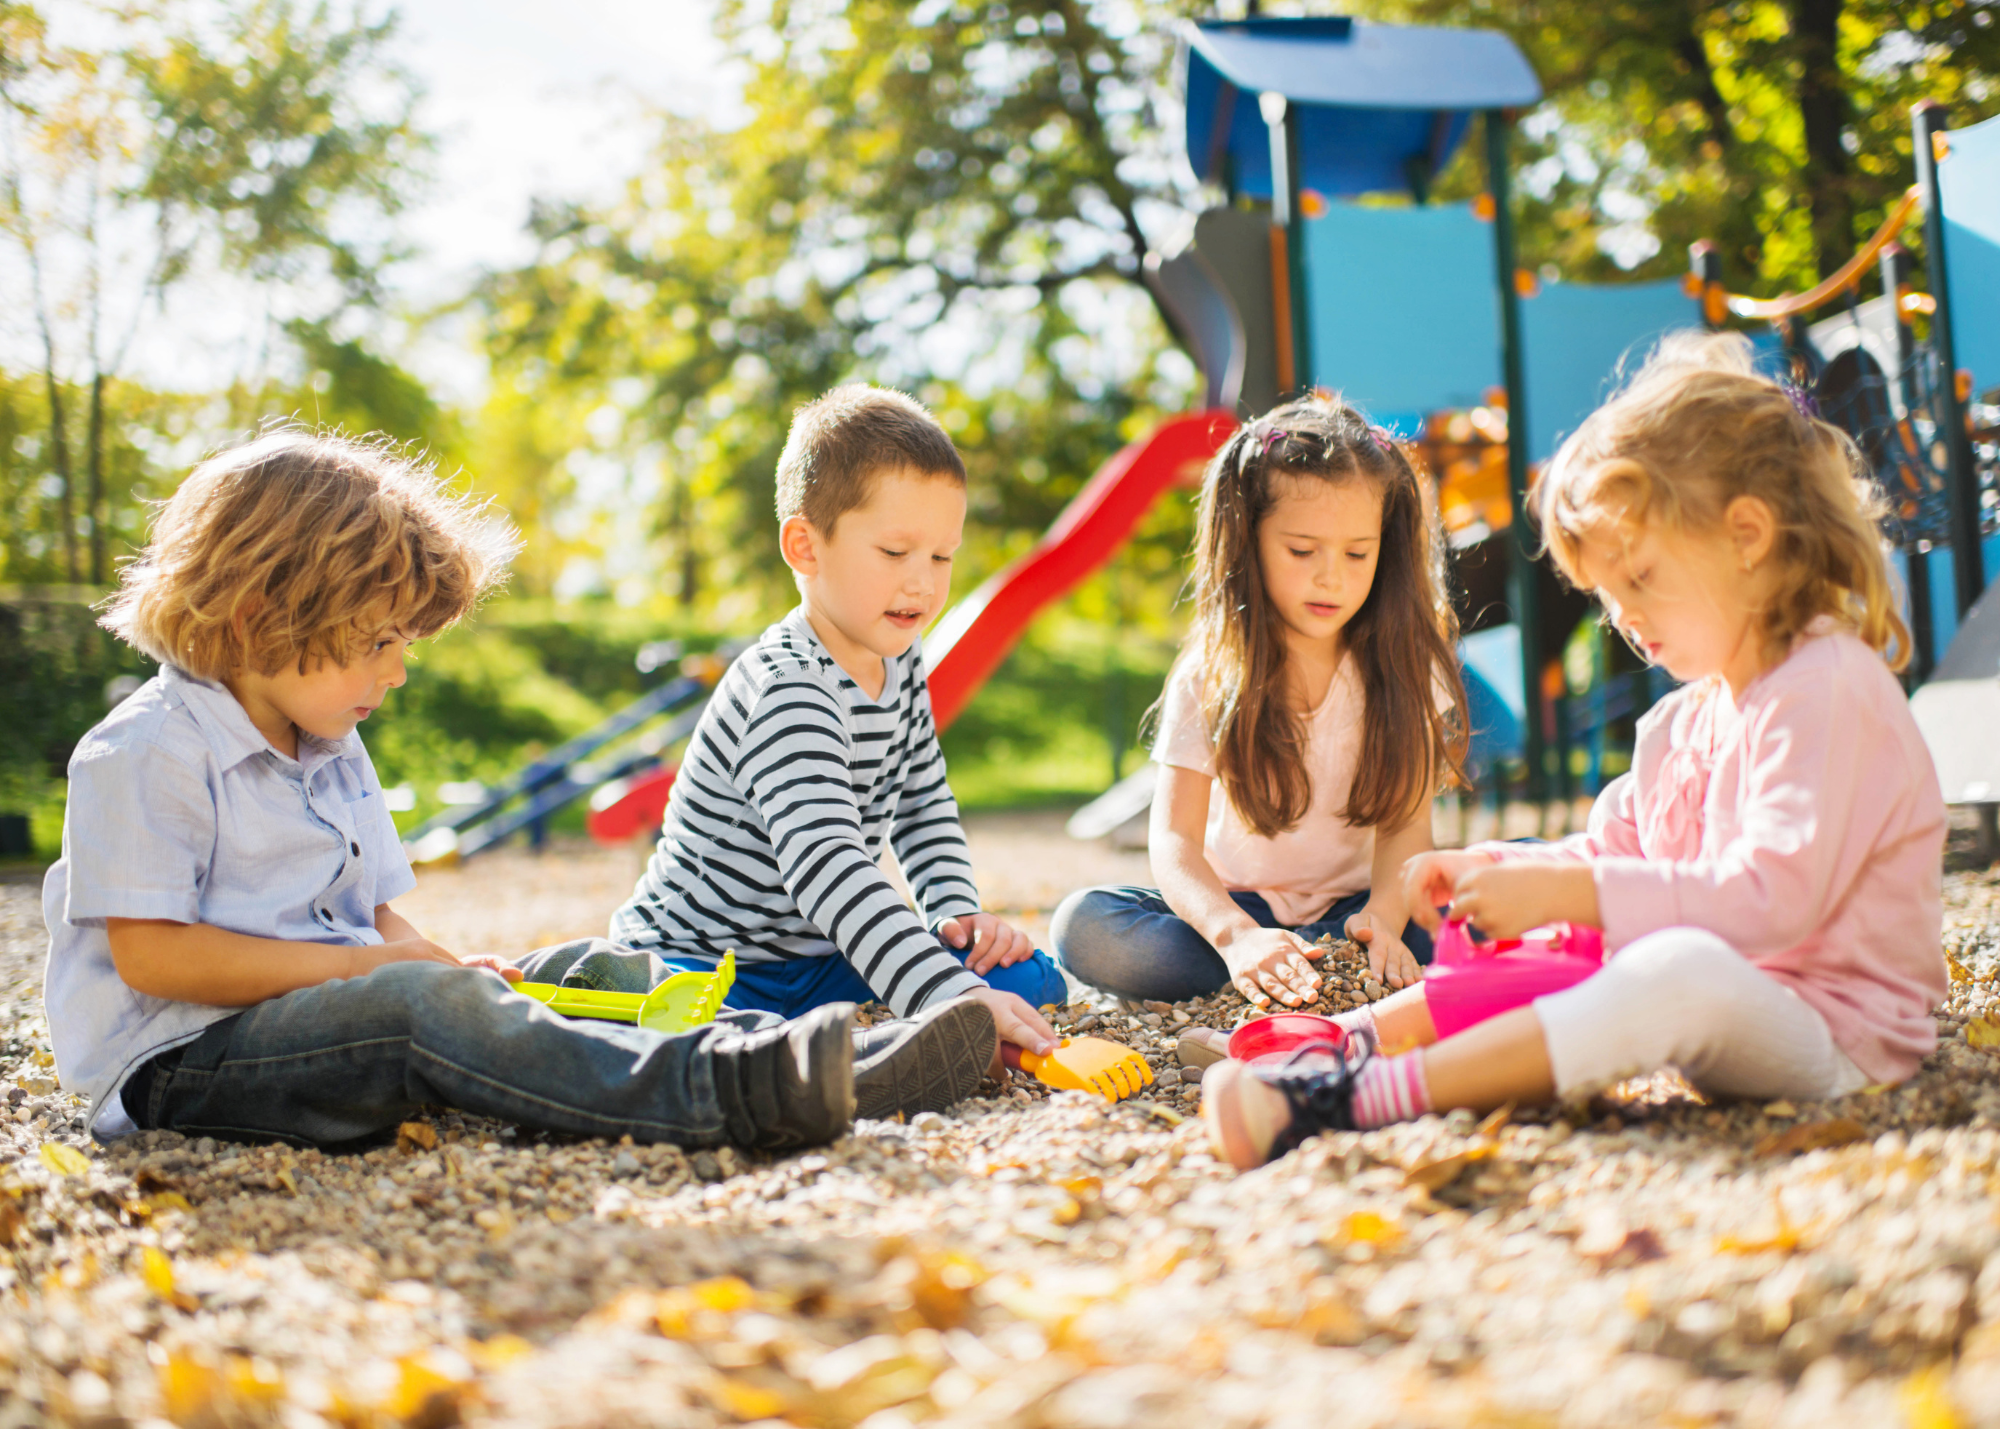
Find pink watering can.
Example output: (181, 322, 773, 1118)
(1422, 918, 1606, 1037)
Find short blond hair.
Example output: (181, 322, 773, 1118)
(774, 385, 965, 534)
(101, 430, 517, 679)
(1534, 331, 1909, 669)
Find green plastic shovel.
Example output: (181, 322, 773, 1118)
(518, 950, 736, 1034)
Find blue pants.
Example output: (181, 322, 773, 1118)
(1050, 885, 1434, 1004)
(516, 937, 1070, 1016)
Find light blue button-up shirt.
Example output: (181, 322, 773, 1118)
(42, 665, 415, 1137)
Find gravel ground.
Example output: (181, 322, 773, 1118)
(4, 814, 1999, 1427)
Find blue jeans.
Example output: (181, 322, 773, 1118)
(122, 945, 791, 1149)
(1050, 885, 1435, 1003)
(516, 938, 1070, 1015)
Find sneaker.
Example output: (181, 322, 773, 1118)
(1176, 1027, 1230, 1070)
(852, 996, 997, 1120)
(1202, 1038, 1370, 1169)
(712, 1002, 856, 1151)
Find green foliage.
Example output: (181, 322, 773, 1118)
(0, 590, 155, 815)
(1396, 0, 2000, 289)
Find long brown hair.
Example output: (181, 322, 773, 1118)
(1183, 395, 1467, 837)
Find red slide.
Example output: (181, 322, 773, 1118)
(924, 410, 1237, 731)
(588, 410, 1236, 842)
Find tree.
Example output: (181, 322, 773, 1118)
(1394, 0, 2000, 288)
(0, 0, 429, 586)
(478, 0, 1205, 611)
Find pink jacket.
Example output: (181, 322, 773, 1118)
(1479, 625, 1947, 1084)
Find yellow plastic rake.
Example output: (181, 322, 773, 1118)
(518, 951, 735, 1035)
(1005, 1036, 1154, 1101)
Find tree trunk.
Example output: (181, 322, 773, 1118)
(86, 371, 106, 586)
(1789, 0, 1852, 282)
(40, 362, 77, 583)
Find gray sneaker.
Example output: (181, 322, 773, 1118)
(852, 996, 998, 1120)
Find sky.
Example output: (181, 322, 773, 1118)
(0, 0, 741, 405)
(391, 0, 742, 397)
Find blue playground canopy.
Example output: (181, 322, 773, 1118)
(1183, 17, 1542, 199)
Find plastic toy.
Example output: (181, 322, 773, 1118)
(1226, 1013, 1349, 1067)
(1002, 1037, 1155, 1101)
(518, 951, 736, 1035)
(1422, 920, 1602, 1038)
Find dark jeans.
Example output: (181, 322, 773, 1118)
(1049, 885, 1435, 1003)
(122, 941, 790, 1149)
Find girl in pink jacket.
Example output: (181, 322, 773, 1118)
(1206, 332, 1949, 1168)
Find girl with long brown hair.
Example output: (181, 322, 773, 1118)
(1203, 334, 1947, 1168)
(1051, 394, 1467, 1010)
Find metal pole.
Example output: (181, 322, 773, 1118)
(1882, 241, 1934, 684)
(1256, 91, 1304, 392)
(1912, 100, 1985, 616)
(1485, 108, 1545, 811)
(1283, 103, 1312, 390)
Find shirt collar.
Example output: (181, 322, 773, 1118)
(161, 665, 360, 775)
(783, 604, 910, 692)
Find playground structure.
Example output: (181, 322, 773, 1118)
(408, 17, 2000, 864)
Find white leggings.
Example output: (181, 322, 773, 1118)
(1531, 927, 1873, 1103)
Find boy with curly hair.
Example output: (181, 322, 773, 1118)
(45, 430, 994, 1149)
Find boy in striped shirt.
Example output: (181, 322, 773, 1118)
(585, 386, 1065, 1115)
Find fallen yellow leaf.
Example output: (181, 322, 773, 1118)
(397, 1121, 439, 1152)
(141, 1246, 198, 1310)
(147, 1191, 193, 1216)
(1900, 1361, 1964, 1429)
(1755, 1117, 1867, 1157)
(1334, 1209, 1404, 1248)
(1967, 1015, 2000, 1051)
(384, 1355, 464, 1422)
(1405, 1144, 1494, 1192)
(39, 1143, 89, 1177)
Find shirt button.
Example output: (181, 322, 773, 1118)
(350, 841, 361, 856)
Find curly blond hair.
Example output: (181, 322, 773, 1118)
(101, 430, 517, 679)
(1534, 331, 1908, 670)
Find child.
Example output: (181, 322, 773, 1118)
(1204, 334, 1949, 1168)
(600, 386, 1063, 1084)
(45, 430, 998, 1150)
(1050, 395, 1466, 1011)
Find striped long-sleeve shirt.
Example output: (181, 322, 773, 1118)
(610, 606, 987, 1016)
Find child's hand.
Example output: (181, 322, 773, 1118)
(1221, 927, 1323, 1009)
(968, 987, 1058, 1063)
(1344, 910, 1422, 990)
(1436, 861, 1599, 940)
(364, 939, 523, 982)
(1400, 850, 1498, 930)
(938, 913, 1034, 977)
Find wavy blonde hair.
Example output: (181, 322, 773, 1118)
(1534, 331, 1908, 669)
(101, 430, 517, 679)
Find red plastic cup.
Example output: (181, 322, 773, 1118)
(1227, 1013, 1349, 1067)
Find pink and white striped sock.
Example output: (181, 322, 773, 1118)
(1333, 1005, 1378, 1046)
(1350, 1051, 1432, 1129)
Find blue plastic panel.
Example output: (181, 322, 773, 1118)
(1301, 201, 1501, 414)
(1519, 280, 1704, 462)
(1182, 19, 1537, 200)
(1940, 111, 2000, 394)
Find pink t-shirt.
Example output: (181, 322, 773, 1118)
(1153, 658, 1373, 926)
(1478, 624, 1947, 1085)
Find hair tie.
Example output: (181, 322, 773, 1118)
(1782, 382, 1819, 420)
(1260, 427, 1289, 455)
(1367, 424, 1396, 451)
